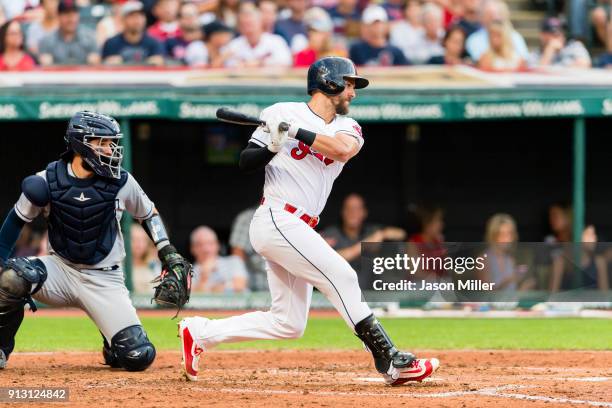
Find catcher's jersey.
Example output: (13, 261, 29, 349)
(14, 161, 155, 270)
(249, 102, 363, 216)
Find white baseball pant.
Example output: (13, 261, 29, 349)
(189, 203, 373, 348)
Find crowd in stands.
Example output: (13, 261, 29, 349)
(1, 0, 611, 70)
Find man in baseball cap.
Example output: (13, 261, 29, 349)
(528, 17, 591, 68)
(38, 0, 100, 66)
(348, 5, 409, 66)
(101, 0, 164, 66)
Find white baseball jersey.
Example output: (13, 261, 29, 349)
(249, 102, 364, 216)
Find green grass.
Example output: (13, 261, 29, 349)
(15, 316, 612, 352)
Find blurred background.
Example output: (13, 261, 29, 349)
(0, 0, 611, 312)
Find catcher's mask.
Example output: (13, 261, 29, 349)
(62, 111, 124, 179)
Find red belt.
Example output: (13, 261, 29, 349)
(260, 197, 319, 228)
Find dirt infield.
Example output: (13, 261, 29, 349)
(1, 349, 611, 407)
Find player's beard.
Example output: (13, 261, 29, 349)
(334, 96, 350, 115)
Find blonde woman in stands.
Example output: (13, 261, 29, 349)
(477, 19, 525, 71)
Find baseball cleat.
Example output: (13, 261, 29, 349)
(384, 358, 440, 386)
(0, 349, 6, 369)
(178, 318, 203, 381)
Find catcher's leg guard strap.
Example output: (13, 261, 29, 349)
(0, 258, 47, 312)
(109, 325, 156, 372)
(354, 314, 415, 374)
(102, 334, 120, 368)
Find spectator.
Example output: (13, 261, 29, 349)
(408, 204, 445, 244)
(185, 20, 233, 67)
(545, 202, 572, 243)
(165, 1, 202, 64)
(130, 223, 161, 294)
(259, 0, 278, 34)
(96, 0, 124, 47)
(102, 1, 164, 66)
(599, 53, 612, 68)
(202, 0, 240, 29)
(528, 17, 591, 69)
(597, 18, 612, 67)
(148, 0, 181, 42)
(223, 5, 292, 68)
(0, 0, 41, 22)
(322, 194, 406, 278)
(477, 20, 525, 71)
(326, 0, 361, 40)
(294, 7, 346, 66)
(478, 213, 534, 291)
(453, 0, 481, 36)
(431, 0, 462, 28)
(405, 3, 445, 64)
(275, 0, 309, 52)
(389, 0, 422, 61)
(383, 0, 405, 21)
(407, 204, 446, 278)
(26, 0, 59, 55)
(590, 0, 612, 46)
(190, 226, 249, 294)
(39, 1, 99, 66)
(349, 5, 409, 66)
(229, 205, 268, 291)
(550, 225, 609, 292)
(427, 24, 468, 65)
(465, 0, 528, 62)
(0, 19, 36, 70)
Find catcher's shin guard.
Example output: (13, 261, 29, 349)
(354, 314, 415, 374)
(0, 308, 24, 363)
(0, 258, 47, 362)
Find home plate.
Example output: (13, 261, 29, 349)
(354, 377, 443, 383)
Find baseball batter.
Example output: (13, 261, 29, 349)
(0, 111, 192, 371)
(179, 57, 439, 385)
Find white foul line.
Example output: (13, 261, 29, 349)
(189, 384, 612, 406)
(485, 391, 612, 407)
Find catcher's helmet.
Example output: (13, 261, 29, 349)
(62, 111, 124, 179)
(307, 57, 369, 96)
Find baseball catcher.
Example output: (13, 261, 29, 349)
(0, 111, 191, 371)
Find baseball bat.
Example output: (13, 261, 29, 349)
(216, 107, 289, 131)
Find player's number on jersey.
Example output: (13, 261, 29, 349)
(291, 141, 334, 166)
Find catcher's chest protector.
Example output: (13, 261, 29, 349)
(45, 160, 128, 265)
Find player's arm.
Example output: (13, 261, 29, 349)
(310, 132, 360, 163)
(0, 176, 48, 263)
(122, 174, 192, 308)
(239, 142, 277, 172)
(239, 108, 286, 172)
(286, 123, 361, 163)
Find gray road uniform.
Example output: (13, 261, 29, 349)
(0, 111, 191, 373)
(15, 161, 154, 339)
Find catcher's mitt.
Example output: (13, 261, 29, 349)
(152, 245, 192, 314)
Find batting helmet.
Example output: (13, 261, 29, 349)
(62, 111, 124, 179)
(307, 57, 369, 96)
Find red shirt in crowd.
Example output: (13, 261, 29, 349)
(408, 233, 448, 277)
(0, 53, 36, 71)
(147, 22, 181, 42)
(294, 48, 317, 67)
(294, 49, 348, 67)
